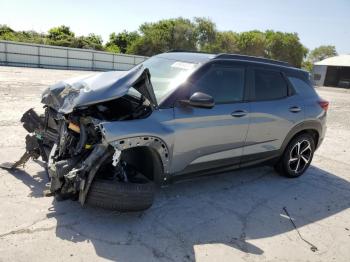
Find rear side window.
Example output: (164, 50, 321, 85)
(254, 69, 288, 101)
(193, 66, 245, 103)
(288, 77, 318, 98)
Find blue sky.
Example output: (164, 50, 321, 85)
(1, 0, 349, 54)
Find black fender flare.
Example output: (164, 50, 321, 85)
(280, 120, 322, 154)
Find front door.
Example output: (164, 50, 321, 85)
(170, 62, 250, 174)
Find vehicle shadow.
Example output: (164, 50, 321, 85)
(4, 168, 49, 198)
(6, 164, 350, 261)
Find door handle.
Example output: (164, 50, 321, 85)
(231, 110, 248, 117)
(289, 106, 302, 113)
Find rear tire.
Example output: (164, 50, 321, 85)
(86, 175, 155, 212)
(275, 133, 315, 178)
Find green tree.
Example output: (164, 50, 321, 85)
(127, 21, 170, 56)
(0, 24, 14, 35)
(0, 18, 333, 69)
(0, 25, 46, 44)
(128, 18, 198, 56)
(105, 44, 121, 53)
(69, 34, 103, 50)
(204, 31, 239, 53)
(302, 60, 313, 72)
(48, 25, 75, 41)
(194, 17, 217, 50)
(236, 31, 266, 57)
(265, 31, 308, 67)
(86, 33, 103, 46)
(106, 30, 140, 53)
(0, 25, 16, 41)
(83, 33, 104, 50)
(308, 45, 337, 63)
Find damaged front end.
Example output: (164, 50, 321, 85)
(2, 66, 158, 209)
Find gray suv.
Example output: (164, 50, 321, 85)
(6, 51, 328, 211)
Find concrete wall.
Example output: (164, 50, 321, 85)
(312, 64, 327, 86)
(0, 40, 148, 71)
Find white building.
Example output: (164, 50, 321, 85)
(312, 55, 350, 88)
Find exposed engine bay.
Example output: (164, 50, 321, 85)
(1, 66, 158, 210)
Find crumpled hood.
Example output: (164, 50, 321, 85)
(41, 64, 157, 114)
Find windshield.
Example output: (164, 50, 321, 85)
(140, 56, 200, 103)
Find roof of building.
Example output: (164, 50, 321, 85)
(314, 55, 350, 67)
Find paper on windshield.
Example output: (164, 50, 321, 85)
(171, 61, 195, 70)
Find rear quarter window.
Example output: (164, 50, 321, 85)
(288, 77, 318, 98)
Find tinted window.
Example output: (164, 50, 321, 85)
(288, 76, 317, 98)
(192, 66, 245, 103)
(254, 69, 287, 101)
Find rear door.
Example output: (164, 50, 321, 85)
(242, 67, 305, 164)
(171, 61, 250, 174)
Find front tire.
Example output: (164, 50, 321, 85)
(86, 174, 155, 212)
(275, 133, 315, 178)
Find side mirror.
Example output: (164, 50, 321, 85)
(180, 92, 215, 109)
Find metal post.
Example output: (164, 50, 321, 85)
(4, 42, 8, 65)
(66, 48, 69, 69)
(92, 52, 95, 70)
(38, 46, 41, 67)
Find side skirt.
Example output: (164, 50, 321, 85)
(168, 150, 281, 184)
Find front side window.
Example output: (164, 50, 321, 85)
(254, 69, 288, 101)
(191, 65, 245, 103)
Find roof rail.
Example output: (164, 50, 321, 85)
(215, 53, 291, 67)
(166, 50, 292, 67)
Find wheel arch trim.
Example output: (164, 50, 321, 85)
(109, 135, 170, 178)
(280, 120, 322, 154)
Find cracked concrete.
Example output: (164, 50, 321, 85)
(0, 66, 349, 262)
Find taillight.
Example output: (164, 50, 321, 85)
(318, 100, 329, 112)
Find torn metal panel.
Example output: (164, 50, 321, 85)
(79, 149, 113, 205)
(112, 148, 122, 167)
(42, 65, 157, 114)
(109, 136, 170, 174)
